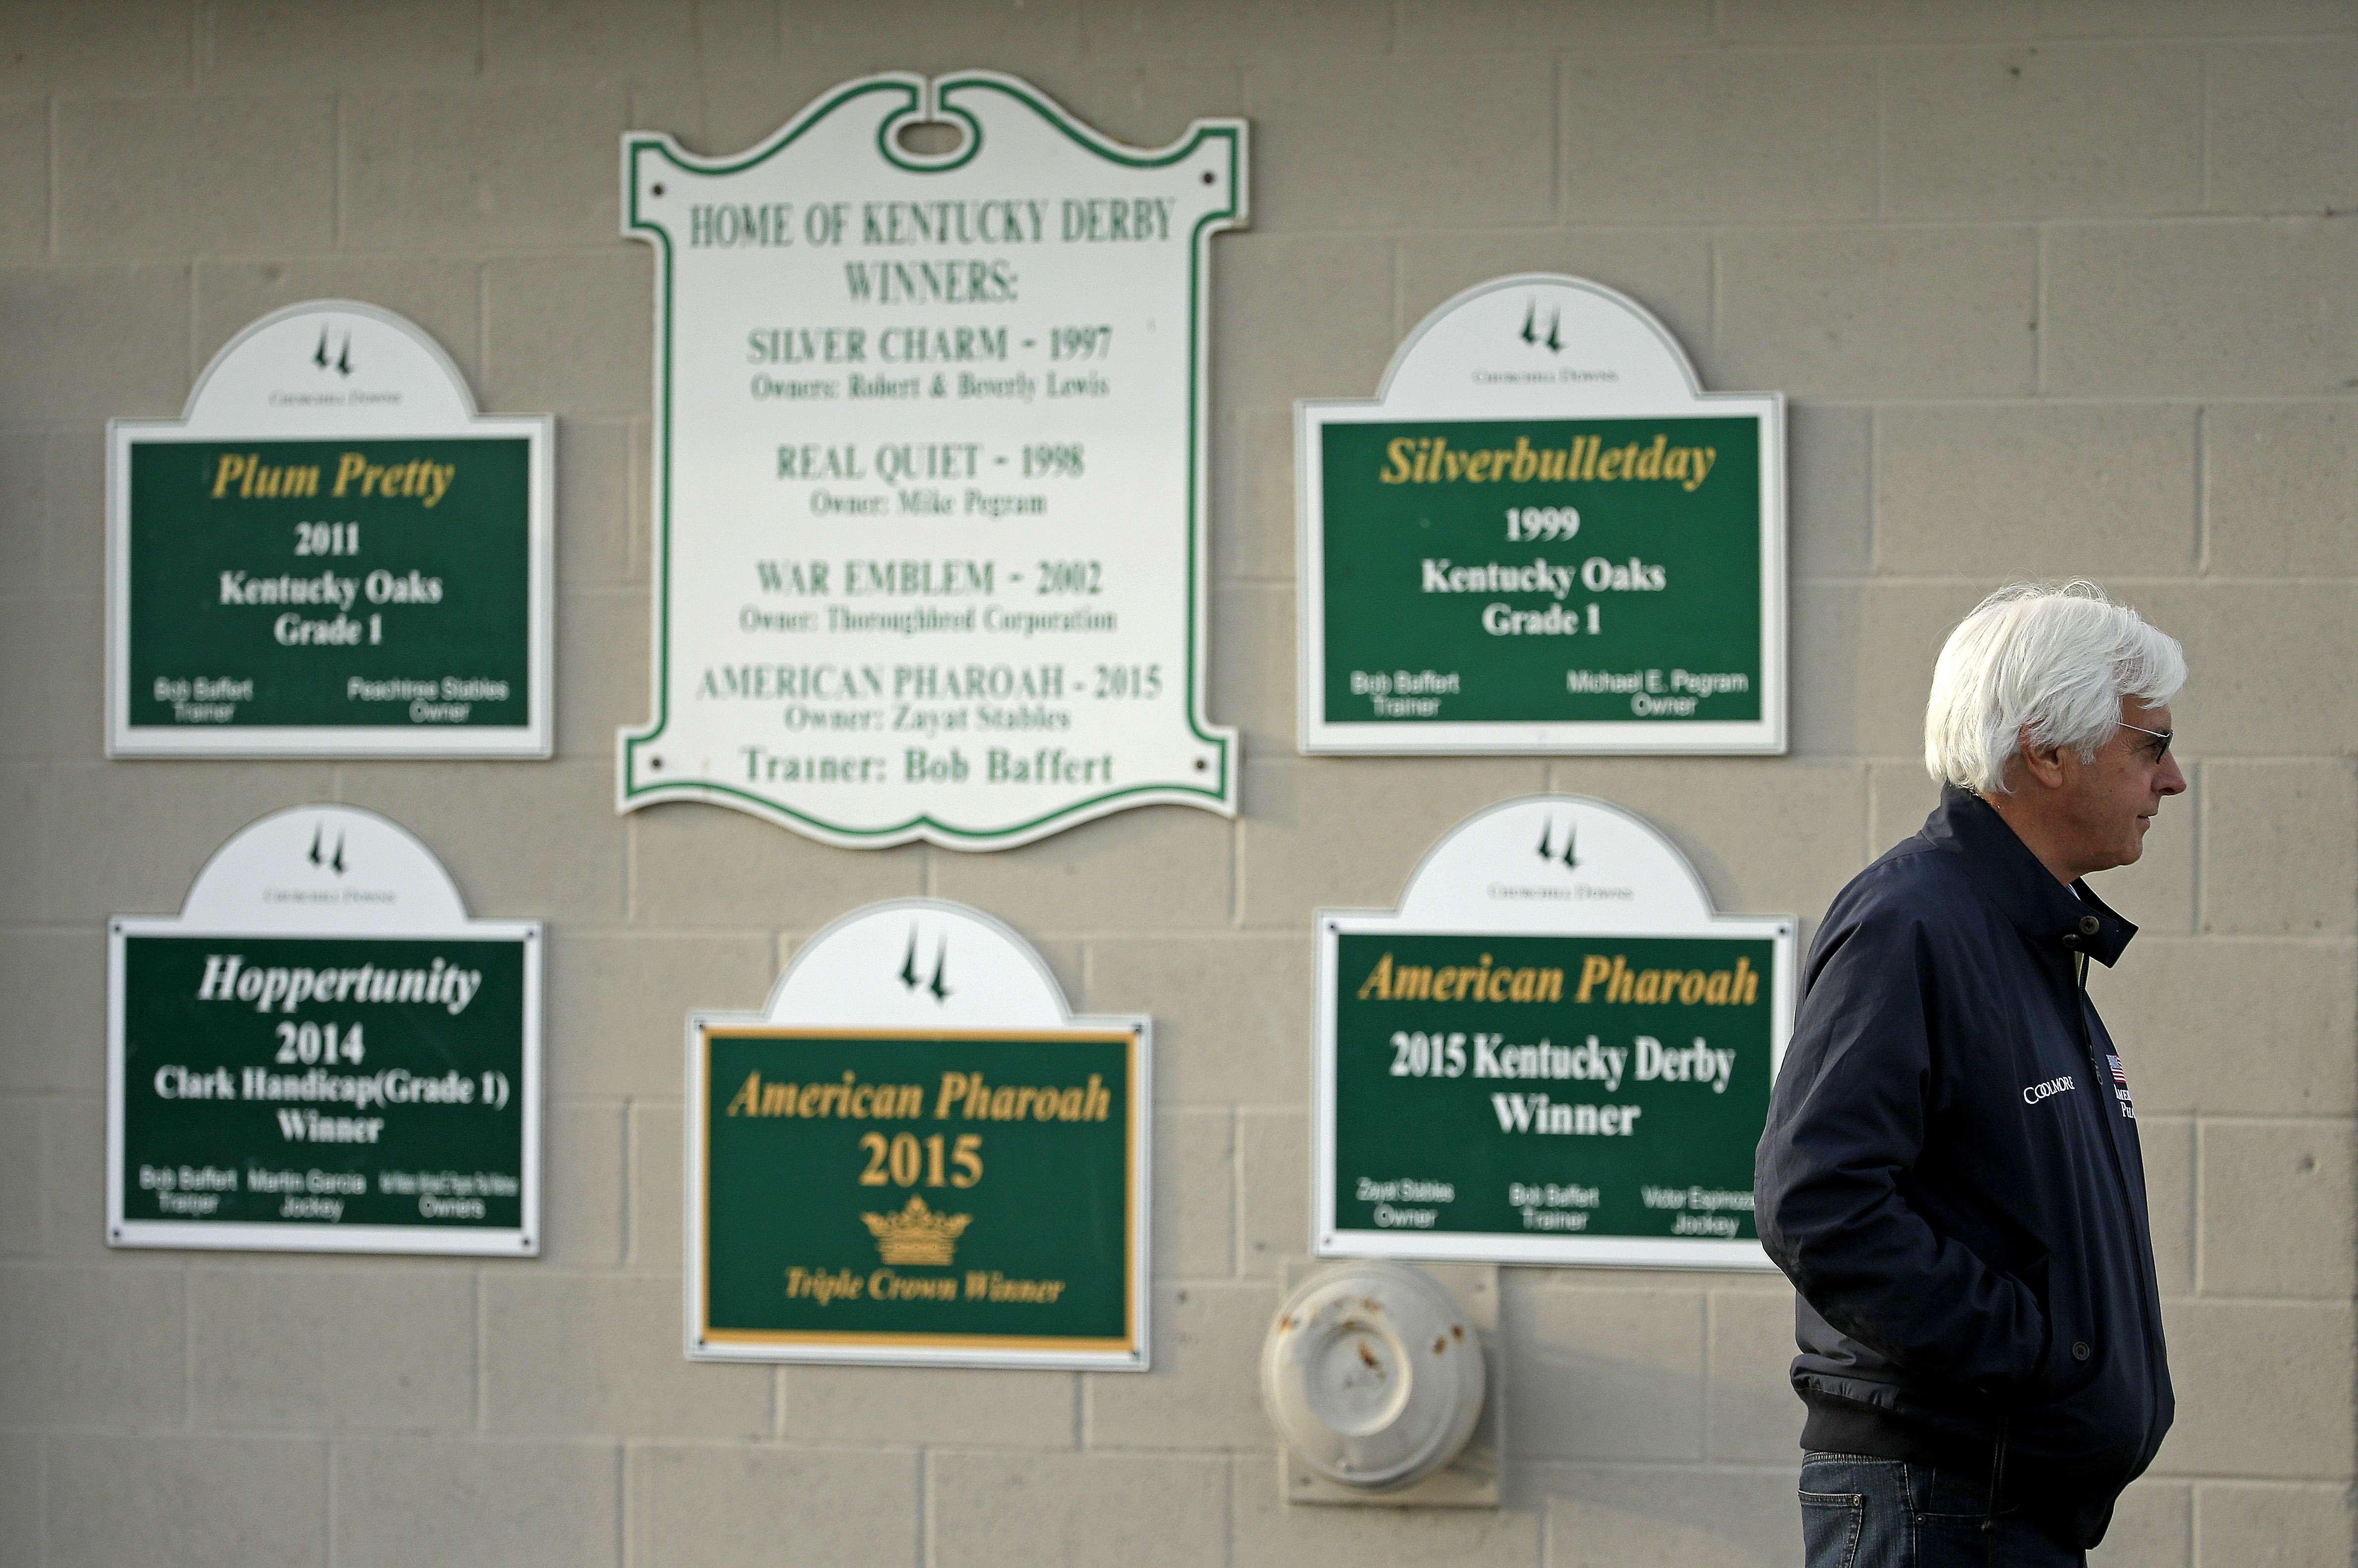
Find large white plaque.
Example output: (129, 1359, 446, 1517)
(620, 72, 1245, 849)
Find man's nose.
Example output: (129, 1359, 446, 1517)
(2158, 753, 2188, 795)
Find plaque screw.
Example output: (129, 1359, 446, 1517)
(1201, 170, 1215, 185)
(649, 756, 663, 771)
(650, 183, 666, 197)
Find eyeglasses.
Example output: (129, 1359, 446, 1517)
(2118, 719, 2173, 759)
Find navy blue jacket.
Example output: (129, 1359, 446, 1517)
(1756, 786, 2172, 1550)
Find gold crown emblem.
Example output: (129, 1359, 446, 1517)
(860, 1194, 972, 1266)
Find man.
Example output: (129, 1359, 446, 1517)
(1757, 582, 2186, 1566)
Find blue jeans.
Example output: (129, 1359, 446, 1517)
(1799, 1452, 2085, 1568)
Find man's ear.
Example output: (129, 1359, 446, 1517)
(2016, 726, 2069, 789)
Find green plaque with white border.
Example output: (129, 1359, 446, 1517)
(107, 302, 552, 758)
(1316, 796, 1793, 1269)
(688, 899, 1149, 1369)
(1299, 276, 1785, 755)
(108, 805, 542, 1256)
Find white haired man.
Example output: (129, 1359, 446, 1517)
(1757, 582, 2186, 1566)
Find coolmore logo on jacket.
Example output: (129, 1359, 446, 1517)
(2022, 1074, 2075, 1105)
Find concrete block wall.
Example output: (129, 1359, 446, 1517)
(1, 2, 2351, 1564)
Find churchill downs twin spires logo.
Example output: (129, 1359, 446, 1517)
(1536, 817, 1579, 871)
(307, 822, 346, 876)
(313, 324, 353, 377)
(899, 925, 950, 1002)
(1520, 297, 1564, 354)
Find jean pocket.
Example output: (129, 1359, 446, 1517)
(1799, 1490, 1865, 1568)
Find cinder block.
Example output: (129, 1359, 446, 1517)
(1398, 0, 1707, 49)
(1082, 0, 1392, 56)
(1718, 0, 2034, 40)
(1213, 234, 1399, 410)
(629, 1098, 683, 1269)
(41, 426, 105, 595)
(627, 62, 847, 170)
(1229, 1449, 1544, 1566)
(2040, 0, 2352, 36)
(2204, 404, 2358, 577)
(1540, 759, 1866, 922)
(1253, 56, 1554, 231)
(190, 1265, 475, 1430)
(556, 587, 650, 762)
(632, 812, 923, 933)
(38, 1098, 107, 1263)
(1884, 45, 2200, 219)
(1219, 405, 1294, 583)
(0, 99, 45, 256)
(194, 259, 484, 395)
(341, 87, 630, 251)
(1704, 1287, 1803, 1462)
(2127, 584, 2358, 758)
(1237, 1107, 1307, 1278)
(1086, 935, 1307, 1107)
(542, 1099, 627, 1266)
(46, 1433, 326, 1568)
(1015, 63, 1248, 161)
(0, 430, 45, 584)
(484, 1271, 773, 1437)
(1717, 226, 2037, 400)
(2044, 220, 2358, 398)
(1084, 1280, 1275, 1449)
(0, 1433, 32, 1568)
(1156, 1107, 1234, 1279)
(56, 95, 333, 258)
(1238, 756, 1548, 929)
(2098, 1477, 2191, 1568)
(333, 1438, 620, 1568)
(0, 263, 192, 423)
(2199, 761, 2357, 936)
(200, 0, 482, 88)
(485, 0, 778, 84)
(929, 805, 1234, 933)
(1208, 576, 1292, 756)
(1534, 1461, 1796, 1568)
(339, 762, 627, 921)
(2139, 1115, 2195, 1297)
(545, 932, 773, 1098)
(1563, 51, 1876, 223)
(1788, 404, 1871, 582)
(2198, 1120, 2356, 1299)
(0, 1, 193, 90)
(0, 767, 42, 917)
(1875, 404, 2196, 577)
(930, 1449, 1227, 1568)
(554, 419, 644, 590)
(631, 1443, 918, 1567)
(785, 1363, 1077, 1449)
(1504, 1281, 1705, 1462)
(2193, 1481, 2352, 1567)
(2089, 939, 2355, 1117)
(0, 929, 106, 1093)
(1839, 583, 2018, 759)
(2153, 1299, 2353, 1478)
(0, 598, 104, 761)
(1393, 230, 1714, 371)
(784, 0, 1083, 62)
(482, 252, 653, 419)
(43, 760, 335, 923)
(0, 1099, 36, 1255)
(0, 1264, 184, 1427)
(2207, 43, 2358, 215)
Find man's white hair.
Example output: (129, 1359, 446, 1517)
(1925, 581, 2186, 795)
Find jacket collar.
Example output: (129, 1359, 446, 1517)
(1920, 784, 2136, 967)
